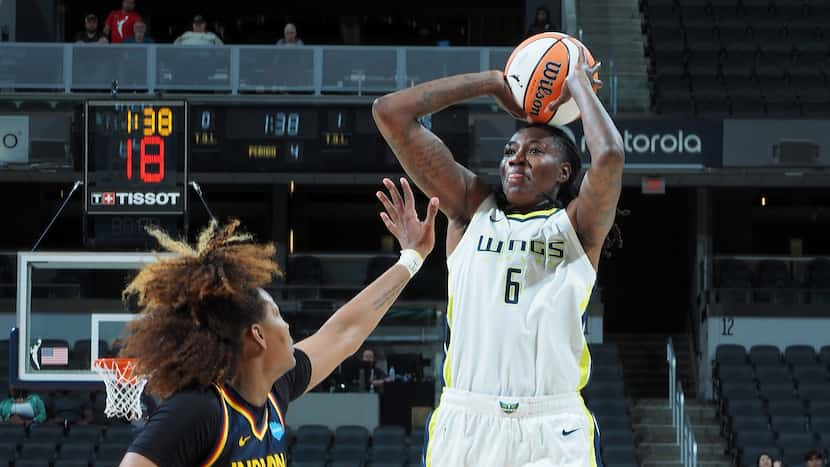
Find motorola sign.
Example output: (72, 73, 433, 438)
(564, 119, 722, 167)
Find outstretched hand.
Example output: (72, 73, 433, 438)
(546, 40, 603, 114)
(376, 178, 440, 259)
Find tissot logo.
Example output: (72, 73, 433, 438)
(91, 192, 181, 206)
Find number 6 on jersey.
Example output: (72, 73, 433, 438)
(505, 267, 522, 304)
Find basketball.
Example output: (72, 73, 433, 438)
(504, 32, 599, 125)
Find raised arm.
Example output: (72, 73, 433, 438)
(372, 71, 522, 224)
(295, 179, 438, 392)
(560, 43, 625, 268)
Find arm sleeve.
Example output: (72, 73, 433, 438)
(128, 390, 222, 467)
(31, 396, 47, 423)
(274, 349, 313, 402)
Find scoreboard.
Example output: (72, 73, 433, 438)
(189, 105, 469, 172)
(84, 100, 188, 215)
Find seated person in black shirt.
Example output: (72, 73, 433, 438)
(75, 13, 108, 43)
(360, 348, 389, 391)
(119, 178, 438, 467)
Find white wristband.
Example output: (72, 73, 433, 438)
(397, 249, 424, 278)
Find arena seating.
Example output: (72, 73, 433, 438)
(0, 340, 637, 466)
(713, 258, 830, 305)
(0, 423, 131, 467)
(713, 343, 830, 467)
(641, 0, 830, 116)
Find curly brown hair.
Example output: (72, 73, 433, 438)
(120, 219, 282, 399)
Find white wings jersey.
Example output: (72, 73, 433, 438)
(442, 194, 596, 397)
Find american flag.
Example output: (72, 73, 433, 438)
(41, 347, 68, 366)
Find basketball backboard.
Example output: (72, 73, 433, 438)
(11, 251, 170, 389)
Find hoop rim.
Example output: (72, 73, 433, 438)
(93, 357, 139, 370)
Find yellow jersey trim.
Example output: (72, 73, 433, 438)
(201, 384, 230, 467)
(505, 207, 559, 221)
(218, 384, 269, 441)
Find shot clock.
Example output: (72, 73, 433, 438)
(84, 100, 188, 215)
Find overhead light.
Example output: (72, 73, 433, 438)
(289, 229, 294, 255)
(289, 180, 294, 195)
(761, 196, 766, 207)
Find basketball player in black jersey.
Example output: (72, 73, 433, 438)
(118, 179, 438, 467)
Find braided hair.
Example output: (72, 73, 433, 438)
(495, 123, 627, 258)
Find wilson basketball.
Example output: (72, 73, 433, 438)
(504, 32, 599, 125)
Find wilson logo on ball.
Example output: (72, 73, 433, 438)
(529, 61, 563, 117)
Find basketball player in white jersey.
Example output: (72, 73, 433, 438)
(373, 45, 623, 467)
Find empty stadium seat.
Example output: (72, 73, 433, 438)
(730, 414, 769, 436)
(734, 430, 775, 450)
(0, 425, 26, 445)
(755, 366, 792, 385)
(716, 344, 748, 365)
(759, 382, 797, 402)
(717, 364, 755, 384)
(370, 445, 406, 463)
(810, 401, 830, 417)
(296, 425, 332, 447)
(16, 442, 57, 464)
(330, 461, 364, 467)
(27, 424, 65, 445)
(771, 415, 807, 434)
(331, 445, 367, 464)
(767, 399, 806, 417)
(0, 442, 17, 465)
(799, 384, 830, 403)
(784, 345, 818, 366)
(602, 445, 638, 465)
(750, 345, 783, 367)
(334, 425, 370, 449)
(56, 442, 96, 462)
(292, 445, 328, 463)
(53, 460, 90, 467)
(811, 418, 830, 433)
(372, 426, 405, 447)
(65, 425, 103, 445)
(794, 368, 830, 385)
(720, 382, 758, 403)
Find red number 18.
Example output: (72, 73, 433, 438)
(126, 136, 165, 183)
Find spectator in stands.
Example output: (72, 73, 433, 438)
(276, 23, 303, 46)
(75, 13, 108, 43)
(805, 450, 825, 467)
(360, 348, 389, 392)
(103, 0, 142, 44)
(757, 453, 774, 467)
(174, 15, 224, 45)
(526, 6, 559, 37)
(0, 387, 46, 424)
(123, 20, 153, 43)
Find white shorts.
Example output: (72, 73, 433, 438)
(423, 388, 603, 467)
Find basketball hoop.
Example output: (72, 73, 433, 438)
(93, 358, 147, 421)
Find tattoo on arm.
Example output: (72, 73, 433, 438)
(370, 276, 408, 311)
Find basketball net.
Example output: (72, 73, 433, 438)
(93, 358, 148, 421)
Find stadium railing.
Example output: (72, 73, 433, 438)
(0, 43, 632, 111)
(668, 337, 699, 467)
